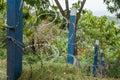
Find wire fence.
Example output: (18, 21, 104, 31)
(0, 0, 120, 80)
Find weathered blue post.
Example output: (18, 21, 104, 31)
(100, 49, 105, 75)
(100, 49, 104, 65)
(93, 40, 99, 76)
(67, 8, 76, 64)
(7, 0, 23, 80)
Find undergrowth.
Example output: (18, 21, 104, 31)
(0, 60, 120, 80)
(18, 61, 119, 80)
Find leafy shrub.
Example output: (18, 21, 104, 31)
(106, 62, 120, 78)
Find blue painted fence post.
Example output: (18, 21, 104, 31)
(93, 40, 99, 76)
(7, 0, 23, 80)
(67, 8, 76, 64)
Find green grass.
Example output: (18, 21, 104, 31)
(0, 60, 120, 80)
(19, 62, 120, 80)
(19, 62, 83, 80)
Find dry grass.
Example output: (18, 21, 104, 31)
(0, 59, 7, 80)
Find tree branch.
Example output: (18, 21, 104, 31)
(74, 0, 86, 56)
(65, 0, 69, 19)
(65, 0, 69, 11)
(76, 0, 86, 23)
(54, 0, 66, 18)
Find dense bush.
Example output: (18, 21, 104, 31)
(107, 62, 120, 78)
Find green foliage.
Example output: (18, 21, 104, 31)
(76, 11, 120, 77)
(1, 0, 120, 79)
(23, 6, 31, 20)
(21, 6, 120, 77)
(25, 54, 41, 64)
(0, 0, 6, 11)
(104, 0, 120, 18)
(25, 0, 49, 8)
(72, 0, 81, 9)
(0, 0, 6, 60)
(107, 62, 120, 78)
(78, 11, 120, 50)
(0, 48, 6, 59)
